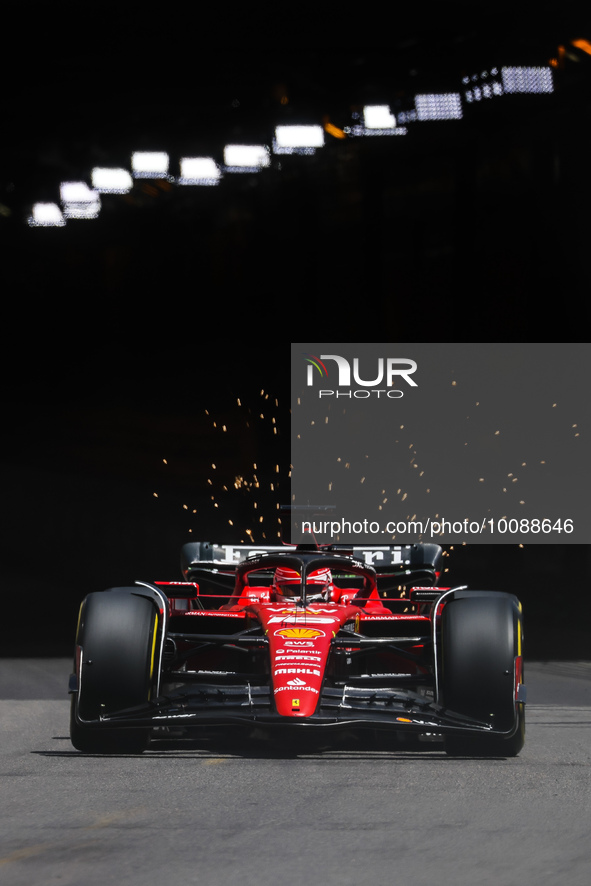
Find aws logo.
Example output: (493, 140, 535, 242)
(304, 353, 417, 399)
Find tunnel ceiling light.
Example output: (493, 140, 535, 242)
(60, 181, 101, 218)
(501, 67, 554, 94)
(131, 151, 170, 178)
(363, 105, 396, 128)
(223, 144, 270, 171)
(178, 157, 221, 185)
(273, 125, 324, 154)
(91, 167, 133, 193)
(26, 54, 560, 227)
(571, 38, 591, 56)
(415, 93, 463, 120)
(28, 202, 66, 226)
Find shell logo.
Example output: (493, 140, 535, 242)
(275, 627, 325, 639)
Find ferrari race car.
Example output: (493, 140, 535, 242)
(69, 541, 526, 756)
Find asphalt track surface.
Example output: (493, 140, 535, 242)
(1, 660, 590, 886)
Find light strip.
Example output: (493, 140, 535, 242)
(91, 167, 133, 194)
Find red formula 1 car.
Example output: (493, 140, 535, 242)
(69, 541, 526, 756)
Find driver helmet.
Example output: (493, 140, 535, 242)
(273, 565, 332, 602)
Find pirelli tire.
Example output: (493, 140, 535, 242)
(70, 589, 159, 754)
(440, 592, 525, 757)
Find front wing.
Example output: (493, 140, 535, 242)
(72, 681, 522, 739)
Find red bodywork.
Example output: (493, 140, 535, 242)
(69, 542, 525, 755)
(156, 547, 434, 723)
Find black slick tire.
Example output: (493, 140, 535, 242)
(70, 590, 158, 754)
(440, 593, 525, 757)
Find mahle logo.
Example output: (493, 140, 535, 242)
(304, 353, 417, 399)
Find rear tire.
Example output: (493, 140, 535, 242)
(70, 590, 159, 754)
(440, 593, 525, 757)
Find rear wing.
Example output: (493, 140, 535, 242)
(180, 542, 443, 591)
(329, 544, 443, 593)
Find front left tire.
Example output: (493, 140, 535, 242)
(70, 589, 159, 754)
